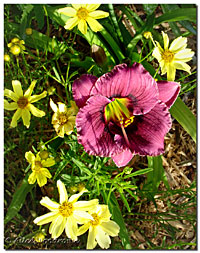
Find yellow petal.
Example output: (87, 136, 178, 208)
(73, 210, 94, 222)
(78, 19, 88, 34)
(73, 199, 99, 212)
(174, 49, 194, 61)
(72, 4, 86, 10)
(100, 220, 120, 236)
(86, 4, 100, 12)
(24, 80, 37, 98)
(29, 91, 47, 103)
(57, 125, 65, 138)
(4, 100, 18, 110)
(28, 172, 36, 184)
(68, 189, 88, 203)
(57, 180, 68, 204)
(87, 226, 97, 249)
(96, 226, 111, 249)
(65, 216, 78, 241)
(22, 108, 31, 128)
(162, 31, 169, 50)
(40, 196, 60, 211)
(4, 89, 19, 102)
(169, 36, 187, 53)
(57, 102, 67, 113)
(49, 215, 67, 239)
(64, 17, 79, 30)
(40, 168, 52, 179)
(77, 223, 90, 236)
(50, 99, 58, 113)
(25, 151, 35, 164)
(160, 60, 167, 75)
(36, 173, 47, 187)
(28, 104, 46, 117)
(10, 108, 22, 128)
(98, 205, 111, 221)
(41, 157, 55, 167)
(86, 17, 103, 32)
(167, 64, 176, 81)
(12, 80, 23, 97)
(152, 47, 162, 62)
(173, 61, 191, 73)
(34, 211, 59, 225)
(57, 7, 76, 16)
(89, 10, 109, 19)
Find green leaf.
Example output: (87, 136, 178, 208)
(34, 5, 45, 30)
(107, 192, 132, 249)
(170, 97, 196, 143)
(72, 158, 92, 176)
(45, 5, 70, 27)
(155, 8, 197, 25)
(124, 167, 153, 179)
(146, 156, 165, 193)
(143, 4, 158, 15)
(60, 174, 87, 184)
(4, 174, 34, 225)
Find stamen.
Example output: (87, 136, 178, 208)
(162, 50, 174, 63)
(90, 213, 100, 226)
(77, 8, 88, 20)
(17, 97, 28, 109)
(120, 120, 130, 148)
(59, 201, 73, 217)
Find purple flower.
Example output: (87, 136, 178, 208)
(72, 63, 180, 167)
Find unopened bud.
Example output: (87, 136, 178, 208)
(26, 28, 33, 35)
(4, 54, 10, 62)
(143, 31, 152, 40)
(39, 150, 49, 160)
(91, 44, 107, 66)
(68, 185, 78, 194)
(10, 45, 21, 55)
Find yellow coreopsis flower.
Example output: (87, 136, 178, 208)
(8, 37, 25, 55)
(152, 31, 195, 81)
(50, 99, 76, 138)
(77, 205, 120, 249)
(57, 4, 109, 35)
(4, 80, 47, 128)
(33, 180, 99, 240)
(25, 151, 55, 187)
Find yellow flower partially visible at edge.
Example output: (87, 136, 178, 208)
(152, 31, 194, 81)
(77, 205, 120, 249)
(4, 80, 47, 128)
(57, 4, 109, 35)
(33, 180, 99, 240)
(25, 151, 55, 187)
(50, 99, 77, 138)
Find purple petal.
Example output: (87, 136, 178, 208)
(91, 63, 159, 115)
(157, 80, 181, 108)
(111, 149, 133, 167)
(116, 101, 172, 156)
(76, 95, 122, 157)
(72, 74, 98, 108)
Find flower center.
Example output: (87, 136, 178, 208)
(17, 97, 28, 109)
(162, 50, 174, 63)
(59, 201, 74, 217)
(104, 98, 134, 128)
(59, 113, 68, 125)
(90, 213, 100, 226)
(77, 7, 88, 20)
(34, 161, 42, 172)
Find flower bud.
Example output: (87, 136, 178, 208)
(68, 185, 78, 194)
(77, 182, 86, 192)
(25, 28, 33, 35)
(34, 232, 45, 243)
(4, 54, 10, 62)
(10, 45, 21, 55)
(91, 44, 107, 66)
(39, 150, 49, 160)
(143, 31, 152, 40)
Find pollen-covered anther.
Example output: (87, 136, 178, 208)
(162, 50, 174, 63)
(120, 115, 135, 128)
(59, 202, 74, 217)
(17, 97, 29, 109)
(77, 8, 88, 20)
(90, 213, 100, 226)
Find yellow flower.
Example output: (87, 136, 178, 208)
(50, 99, 76, 138)
(8, 38, 25, 55)
(57, 4, 109, 35)
(33, 232, 46, 243)
(77, 205, 120, 249)
(25, 151, 55, 187)
(4, 80, 47, 128)
(152, 31, 195, 81)
(4, 54, 10, 62)
(33, 180, 99, 240)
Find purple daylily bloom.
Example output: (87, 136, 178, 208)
(73, 63, 180, 167)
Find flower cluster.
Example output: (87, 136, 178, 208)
(8, 37, 25, 56)
(34, 180, 120, 249)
